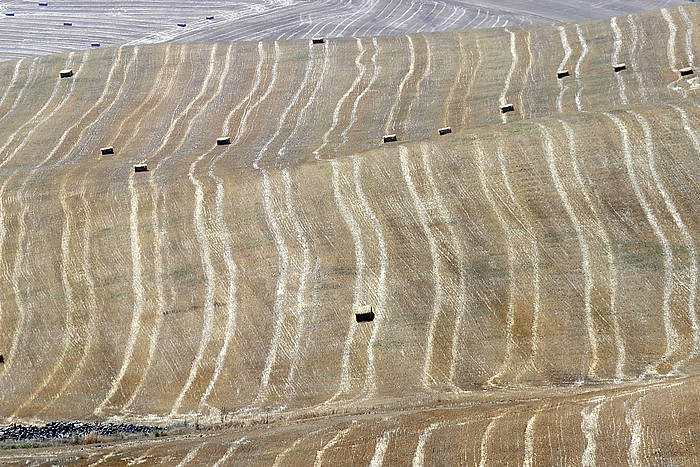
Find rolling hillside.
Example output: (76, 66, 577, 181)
(1, 3, 700, 465)
(0, 0, 685, 61)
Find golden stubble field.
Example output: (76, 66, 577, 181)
(0, 3, 700, 465)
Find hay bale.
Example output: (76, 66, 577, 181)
(59, 69, 73, 78)
(355, 305, 375, 323)
(63, 22, 72, 26)
(100, 146, 114, 155)
(206, 16, 214, 20)
(5, 12, 15, 16)
(383, 134, 397, 143)
(91, 42, 100, 47)
(500, 103, 514, 113)
(39, 2, 48, 6)
(438, 127, 452, 135)
(613, 63, 626, 72)
(177, 23, 186, 27)
(134, 164, 148, 173)
(680, 67, 694, 77)
(557, 69, 570, 79)
(312, 38, 325, 44)
(216, 137, 231, 145)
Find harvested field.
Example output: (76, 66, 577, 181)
(0, 0, 685, 61)
(1, 3, 700, 465)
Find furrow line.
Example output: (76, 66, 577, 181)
(443, 32, 464, 126)
(385, 35, 415, 135)
(661, 8, 687, 97)
(518, 31, 533, 120)
(0, 52, 79, 167)
(95, 171, 144, 415)
(339, 38, 379, 152)
(0, 51, 86, 382)
(626, 15, 648, 101)
(492, 142, 541, 384)
(9, 45, 122, 415)
(540, 123, 598, 379)
(200, 42, 267, 410)
(522, 410, 537, 467)
(479, 412, 505, 467)
(13, 47, 129, 416)
(272, 427, 325, 467)
(282, 168, 312, 393)
(112, 45, 179, 413)
(354, 155, 388, 398)
(369, 428, 397, 467)
(313, 427, 351, 467)
(474, 141, 516, 386)
(556, 26, 572, 113)
(195, 44, 236, 412)
(10, 182, 77, 420)
(278, 40, 330, 160)
(255, 40, 315, 168)
(500, 28, 518, 124)
(580, 397, 605, 467)
(662, 8, 678, 70)
(312, 37, 366, 160)
(254, 170, 289, 405)
(46, 182, 100, 413)
(574, 24, 588, 111)
(560, 120, 625, 380)
(630, 110, 698, 374)
(0, 57, 37, 128)
(604, 112, 677, 377)
(412, 422, 442, 467)
(168, 44, 227, 416)
(625, 396, 644, 466)
(49, 46, 132, 168)
(0, 59, 22, 113)
(399, 146, 442, 389)
(460, 37, 482, 129)
(108, 44, 195, 413)
(211, 437, 247, 467)
(327, 159, 364, 402)
(234, 41, 280, 155)
(405, 35, 431, 132)
(175, 442, 205, 467)
(680, 5, 695, 67)
(611, 17, 628, 105)
(421, 144, 466, 389)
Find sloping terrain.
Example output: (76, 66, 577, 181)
(0, 0, 684, 61)
(1, 3, 700, 465)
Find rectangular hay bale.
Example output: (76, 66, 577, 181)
(500, 104, 514, 113)
(355, 305, 375, 323)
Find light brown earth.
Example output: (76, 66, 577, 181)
(1, 3, 700, 465)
